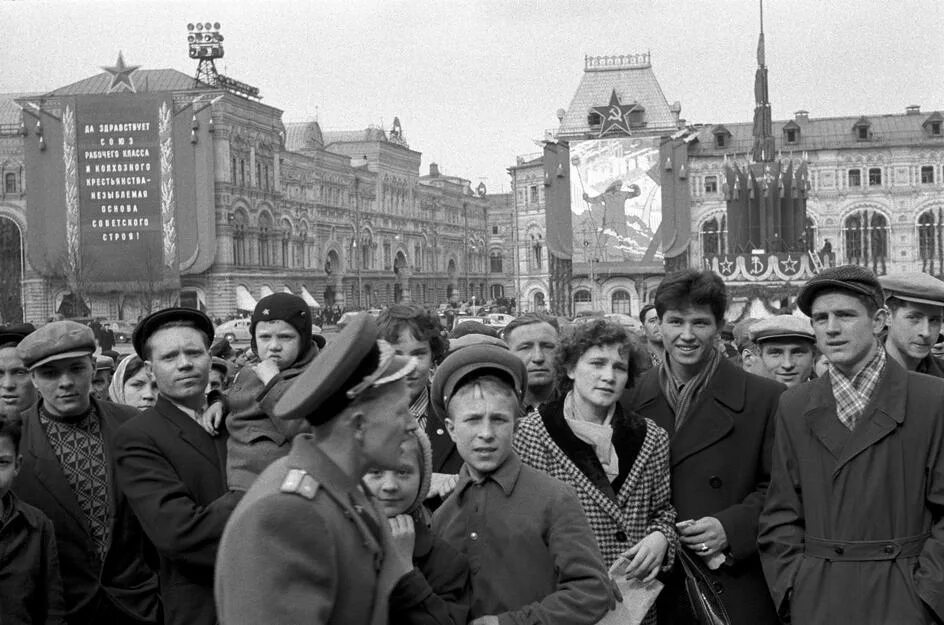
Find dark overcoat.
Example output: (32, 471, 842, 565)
(14, 398, 160, 624)
(622, 358, 783, 625)
(114, 396, 237, 625)
(759, 358, 944, 624)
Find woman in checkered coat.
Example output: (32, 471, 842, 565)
(514, 319, 676, 624)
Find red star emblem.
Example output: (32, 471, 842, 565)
(101, 52, 140, 93)
(592, 89, 635, 137)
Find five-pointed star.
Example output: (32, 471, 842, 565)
(719, 258, 734, 273)
(262, 308, 270, 315)
(592, 89, 635, 137)
(780, 255, 799, 272)
(101, 52, 140, 93)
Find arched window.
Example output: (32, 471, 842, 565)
(843, 209, 888, 274)
(611, 289, 631, 314)
(573, 289, 592, 314)
(490, 251, 503, 273)
(844, 213, 863, 264)
(533, 291, 546, 312)
(232, 212, 247, 265)
(258, 213, 272, 266)
(918, 211, 938, 273)
(4, 173, 17, 194)
(701, 216, 727, 257)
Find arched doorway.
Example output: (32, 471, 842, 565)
(533, 291, 546, 312)
(446, 258, 458, 302)
(324, 249, 340, 308)
(0, 216, 23, 323)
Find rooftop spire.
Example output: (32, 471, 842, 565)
(752, 0, 774, 162)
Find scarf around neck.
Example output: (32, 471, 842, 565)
(659, 345, 722, 433)
(563, 390, 619, 481)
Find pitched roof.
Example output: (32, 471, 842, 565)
(0, 92, 41, 126)
(690, 110, 944, 155)
(45, 69, 209, 96)
(557, 54, 679, 138)
(321, 127, 389, 145)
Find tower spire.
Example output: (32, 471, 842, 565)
(752, 0, 774, 162)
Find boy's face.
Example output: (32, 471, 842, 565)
(254, 320, 302, 371)
(446, 379, 517, 480)
(0, 435, 20, 499)
(363, 443, 422, 518)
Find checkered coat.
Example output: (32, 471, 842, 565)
(514, 399, 676, 600)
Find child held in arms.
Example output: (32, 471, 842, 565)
(363, 428, 470, 625)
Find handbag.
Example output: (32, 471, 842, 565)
(677, 547, 732, 625)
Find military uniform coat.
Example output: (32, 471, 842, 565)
(114, 396, 238, 625)
(759, 357, 944, 624)
(623, 358, 783, 625)
(14, 398, 160, 624)
(215, 434, 405, 625)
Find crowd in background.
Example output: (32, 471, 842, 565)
(2, 265, 944, 624)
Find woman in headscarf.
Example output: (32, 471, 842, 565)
(363, 428, 470, 625)
(108, 355, 158, 411)
(514, 318, 676, 625)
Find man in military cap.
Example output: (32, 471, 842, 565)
(215, 312, 420, 625)
(0, 323, 36, 419)
(879, 271, 944, 377)
(114, 308, 237, 625)
(760, 265, 944, 624)
(749, 315, 816, 388)
(13, 320, 160, 624)
(91, 354, 115, 402)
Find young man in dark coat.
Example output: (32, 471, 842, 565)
(760, 266, 944, 624)
(622, 269, 783, 625)
(14, 320, 160, 625)
(114, 309, 238, 625)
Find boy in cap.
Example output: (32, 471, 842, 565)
(14, 320, 160, 624)
(431, 342, 614, 625)
(114, 308, 237, 625)
(215, 312, 420, 625)
(879, 271, 944, 377)
(0, 323, 36, 420)
(749, 315, 816, 388)
(760, 265, 944, 624)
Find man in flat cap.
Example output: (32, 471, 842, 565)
(760, 265, 944, 624)
(13, 320, 160, 625)
(0, 323, 36, 420)
(215, 312, 421, 625)
(114, 308, 237, 625)
(749, 315, 816, 388)
(880, 271, 944, 377)
(432, 342, 614, 625)
(91, 354, 115, 402)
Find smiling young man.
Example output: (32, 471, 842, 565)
(760, 265, 944, 625)
(748, 316, 816, 388)
(13, 320, 159, 625)
(623, 269, 783, 625)
(114, 308, 238, 625)
(879, 272, 944, 377)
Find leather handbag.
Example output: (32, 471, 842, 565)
(677, 547, 732, 625)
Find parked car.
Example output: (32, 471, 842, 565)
(216, 318, 252, 343)
(104, 320, 137, 343)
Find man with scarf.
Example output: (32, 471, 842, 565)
(760, 266, 944, 624)
(622, 269, 783, 625)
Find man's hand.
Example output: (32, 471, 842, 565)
(387, 514, 416, 577)
(200, 402, 225, 436)
(619, 531, 668, 582)
(677, 517, 728, 557)
(254, 359, 281, 385)
(470, 617, 500, 625)
(427, 473, 459, 500)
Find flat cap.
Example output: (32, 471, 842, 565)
(750, 315, 815, 344)
(880, 272, 944, 308)
(16, 320, 96, 369)
(0, 323, 36, 347)
(133, 308, 215, 359)
(95, 355, 116, 371)
(210, 357, 231, 377)
(273, 312, 416, 424)
(797, 265, 884, 316)
(430, 342, 527, 419)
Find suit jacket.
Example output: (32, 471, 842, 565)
(759, 357, 944, 624)
(114, 396, 238, 625)
(623, 358, 783, 625)
(14, 398, 159, 624)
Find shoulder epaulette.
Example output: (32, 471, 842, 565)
(280, 468, 320, 500)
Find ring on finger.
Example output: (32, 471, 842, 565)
(699, 543, 709, 552)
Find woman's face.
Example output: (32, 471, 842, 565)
(123, 367, 158, 411)
(567, 343, 629, 414)
(392, 327, 433, 401)
(363, 444, 422, 518)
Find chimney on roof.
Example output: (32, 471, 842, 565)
(906, 105, 921, 115)
(795, 110, 809, 122)
(429, 163, 440, 177)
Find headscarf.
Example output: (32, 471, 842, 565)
(404, 428, 433, 527)
(562, 390, 620, 481)
(109, 355, 143, 405)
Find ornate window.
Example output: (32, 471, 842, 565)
(701, 216, 727, 257)
(843, 210, 888, 274)
(533, 291, 546, 311)
(573, 289, 591, 305)
(704, 175, 718, 194)
(611, 289, 631, 314)
(4, 172, 16, 193)
(232, 212, 247, 265)
(490, 252, 503, 273)
(868, 168, 882, 186)
(258, 214, 272, 266)
(848, 169, 861, 187)
(922, 166, 935, 184)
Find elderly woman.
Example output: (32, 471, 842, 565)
(514, 318, 675, 624)
(108, 355, 158, 411)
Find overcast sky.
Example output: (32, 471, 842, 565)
(3, 0, 942, 193)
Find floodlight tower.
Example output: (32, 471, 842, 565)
(187, 21, 224, 88)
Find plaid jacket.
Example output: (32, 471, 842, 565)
(514, 399, 677, 577)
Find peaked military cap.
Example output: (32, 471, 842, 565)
(879, 272, 944, 308)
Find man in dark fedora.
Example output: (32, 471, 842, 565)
(114, 308, 238, 625)
(760, 265, 944, 624)
(879, 271, 944, 377)
(0, 323, 36, 420)
(14, 320, 159, 625)
(215, 312, 421, 625)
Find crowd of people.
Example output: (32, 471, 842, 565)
(2, 265, 944, 624)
